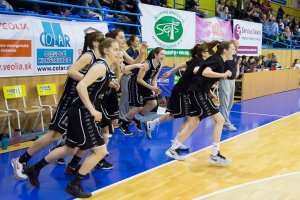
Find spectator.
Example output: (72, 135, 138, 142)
(0, 0, 13, 10)
(228, 1, 237, 19)
(256, 58, 264, 71)
(291, 59, 300, 68)
(268, 54, 279, 69)
(216, 0, 225, 16)
(266, 17, 279, 40)
(276, 5, 285, 21)
(251, 0, 261, 7)
(186, 1, 207, 18)
(262, 0, 272, 13)
(246, 56, 256, 72)
(278, 19, 285, 31)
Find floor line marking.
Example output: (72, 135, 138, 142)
(193, 171, 300, 200)
(230, 111, 285, 118)
(88, 111, 300, 197)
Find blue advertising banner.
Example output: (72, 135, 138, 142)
(157, 67, 174, 97)
(272, 0, 287, 5)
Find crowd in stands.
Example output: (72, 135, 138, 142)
(216, 0, 300, 48)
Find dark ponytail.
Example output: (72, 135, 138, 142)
(216, 41, 234, 55)
(82, 31, 105, 53)
(105, 28, 124, 39)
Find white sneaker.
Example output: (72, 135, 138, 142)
(146, 121, 157, 139)
(165, 148, 185, 161)
(209, 152, 232, 166)
(11, 157, 28, 180)
(223, 124, 237, 131)
(171, 140, 189, 150)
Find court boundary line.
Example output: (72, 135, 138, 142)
(193, 171, 300, 199)
(230, 111, 285, 118)
(89, 111, 300, 197)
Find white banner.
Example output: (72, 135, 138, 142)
(0, 15, 35, 77)
(139, 3, 195, 50)
(233, 19, 262, 56)
(0, 14, 108, 77)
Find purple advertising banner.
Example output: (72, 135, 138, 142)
(196, 17, 232, 42)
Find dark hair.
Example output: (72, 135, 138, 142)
(126, 35, 138, 46)
(146, 47, 164, 60)
(293, 59, 299, 66)
(216, 41, 234, 55)
(82, 31, 104, 52)
(99, 38, 118, 57)
(105, 28, 124, 39)
(189, 40, 219, 58)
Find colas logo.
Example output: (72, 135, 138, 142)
(40, 21, 70, 47)
(154, 16, 183, 43)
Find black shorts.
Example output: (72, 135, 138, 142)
(49, 93, 75, 134)
(103, 90, 119, 120)
(128, 78, 156, 107)
(188, 90, 219, 120)
(166, 86, 190, 119)
(65, 106, 105, 150)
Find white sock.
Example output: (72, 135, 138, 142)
(170, 138, 182, 150)
(212, 142, 220, 156)
(135, 113, 143, 121)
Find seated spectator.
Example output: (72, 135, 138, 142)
(100, 0, 113, 8)
(251, 0, 261, 7)
(240, 55, 248, 75)
(278, 19, 285, 31)
(186, 1, 207, 18)
(262, 0, 272, 13)
(293, 24, 300, 40)
(219, 5, 231, 19)
(256, 58, 264, 71)
(228, 1, 237, 19)
(262, 55, 267, 69)
(268, 54, 280, 69)
(291, 59, 300, 68)
(266, 17, 279, 40)
(0, 0, 13, 10)
(216, 0, 225, 16)
(247, 56, 257, 72)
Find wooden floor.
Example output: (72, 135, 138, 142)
(91, 112, 300, 200)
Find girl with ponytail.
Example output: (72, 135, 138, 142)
(170, 40, 234, 165)
(145, 41, 217, 145)
(119, 47, 165, 135)
(11, 31, 105, 181)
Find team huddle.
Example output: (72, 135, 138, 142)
(10, 28, 238, 198)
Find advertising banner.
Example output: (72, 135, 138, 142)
(157, 67, 174, 97)
(0, 14, 108, 77)
(196, 17, 232, 42)
(139, 3, 195, 52)
(0, 15, 34, 77)
(233, 19, 262, 56)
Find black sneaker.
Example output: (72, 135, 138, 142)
(23, 165, 40, 187)
(65, 182, 92, 198)
(96, 158, 114, 170)
(132, 118, 143, 131)
(119, 121, 133, 136)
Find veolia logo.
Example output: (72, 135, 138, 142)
(154, 16, 183, 43)
(234, 24, 241, 40)
(40, 21, 70, 47)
